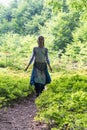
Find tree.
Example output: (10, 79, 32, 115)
(0, 0, 52, 35)
(51, 12, 80, 52)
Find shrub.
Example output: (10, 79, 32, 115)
(0, 73, 34, 107)
(35, 74, 87, 130)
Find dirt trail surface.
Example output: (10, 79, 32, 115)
(0, 95, 48, 130)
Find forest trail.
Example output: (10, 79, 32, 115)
(0, 94, 48, 130)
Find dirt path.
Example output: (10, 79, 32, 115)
(0, 95, 48, 130)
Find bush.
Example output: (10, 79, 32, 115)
(0, 73, 34, 107)
(35, 74, 87, 130)
(0, 61, 6, 68)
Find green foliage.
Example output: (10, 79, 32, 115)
(35, 74, 87, 129)
(73, 22, 87, 43)
(60, 21, 87, 68)
(44, 0, 87, 69)
(45, 0, 69, 13)
(0, 2, 87, 130)
(0, 0, 87, 70)
(61, 41, 87, 68)
(68, 0, 87, 12)
(51, 12, 80, 51)
(0, 33, 36, 69)
(0, 0, 52, 35)
(0, 72, 34, 107)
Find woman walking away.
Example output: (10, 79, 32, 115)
(25, 36, 52, 97)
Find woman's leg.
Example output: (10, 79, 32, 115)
(34, 83, 45, 97)
(34, 83, 40, 96)
(39, 84, 45, 94)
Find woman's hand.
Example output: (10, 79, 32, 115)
(49, 65, 52, 72)
(24, 66, 28, 71)
(24, 62, 31, 71)
(49, 66, 52, 72)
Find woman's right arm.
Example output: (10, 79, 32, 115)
(24, 48, 35, 71)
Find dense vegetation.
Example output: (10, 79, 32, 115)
(35, 74, 87, 130)
(0, 0, 87, 69)
(0, 0, 87, 129)
(0, 68, 34, 107)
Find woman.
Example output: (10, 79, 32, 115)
(25, 36, 52, 97)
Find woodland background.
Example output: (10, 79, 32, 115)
(0, 0, 87, 129)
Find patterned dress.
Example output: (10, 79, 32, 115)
(29, 47, 51, 85)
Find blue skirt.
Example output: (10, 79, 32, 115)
(30, 67, 51, 86)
